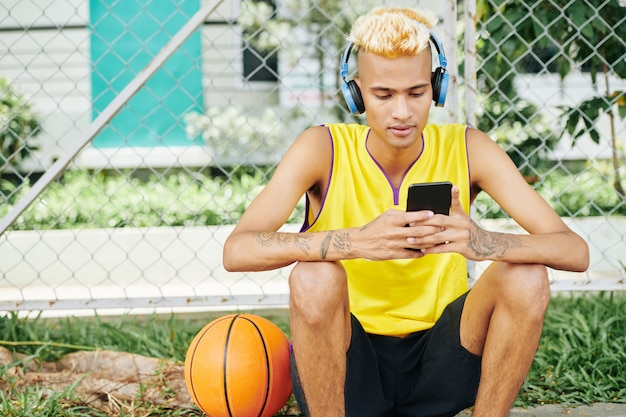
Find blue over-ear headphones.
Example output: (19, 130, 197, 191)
(340, 31, 449, 115)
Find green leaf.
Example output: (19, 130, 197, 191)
(486, 15, 506, 39)
(567, 3, 588, 28)
(558, 58, 571, 79)
(614, 58, 626, 79)
(565, 111, 580, 136)
(581, 23, 595, 39)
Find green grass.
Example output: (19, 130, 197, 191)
(0, 310, 290, 363)
(519, 292, 626, 407)
(1, 294, 625, 416)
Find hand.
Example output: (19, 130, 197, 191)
(354, 208, 442, 260)
(404, 185, 473, 257)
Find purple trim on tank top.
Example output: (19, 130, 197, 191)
(464, 125, 471, 200)
(299, 125, 471, 230)
(365, 133, 424, 205)
(299, 125, 335, 232)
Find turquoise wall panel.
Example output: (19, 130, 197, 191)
(90, 0, 203, 148)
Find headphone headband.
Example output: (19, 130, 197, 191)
(340, 30, 449, 113)
(341, 32, 447, 77)
(340, 42, 354, 80)
(428, 32, 448, 71)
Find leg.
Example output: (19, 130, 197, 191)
(461, 262, 550, 417)
(289, 261, 351, 417)
(396, 292, 482, 417)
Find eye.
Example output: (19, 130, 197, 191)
(375, 94, 391, 100)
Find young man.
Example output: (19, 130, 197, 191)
(223, 6, 589, 417)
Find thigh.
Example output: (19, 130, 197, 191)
(398, 293, 482, 417)
(291, 314, 394, 417)
(345, 315, 395, 417)
(460, 261, 549, 356)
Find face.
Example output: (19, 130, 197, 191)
(354, 50, 433, 152)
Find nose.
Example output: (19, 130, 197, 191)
(391, 96, 410, 120)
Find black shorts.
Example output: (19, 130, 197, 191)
(291, 292, 482, 417)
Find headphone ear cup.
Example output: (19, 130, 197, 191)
(431, 68, 441, 105)
(431, 67, 449, 107)
(342, 79, 365, 115)
(348, 80, 366, 114)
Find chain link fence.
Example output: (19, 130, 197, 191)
(0, 0, 624, 315)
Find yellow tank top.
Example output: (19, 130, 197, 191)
(303, 123, 471, 336)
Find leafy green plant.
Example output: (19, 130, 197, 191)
(239, 0, 291, 53)
(475, 165, 626, 219)
(1, 165, 621, 231)
(479, 99, 559, 178)
(550, 0, 626, 198)
(184, 106, 290, 160)
(474, 0, 625, 197)
(540, 166, 626, 217)
(0, 168, 306, 230)
(472, 1, 561, 177)
(0, 77, 41, 173)
(519, 292, 626, 406)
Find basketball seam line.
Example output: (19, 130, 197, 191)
(223, 314, 239, 417)
(242, 315, 272, 417)
(188, 315, 231, 416)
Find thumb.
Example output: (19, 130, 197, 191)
(449, 184, 463, 214)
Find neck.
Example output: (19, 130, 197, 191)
(366, 134, 423, 188)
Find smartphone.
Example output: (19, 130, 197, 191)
(406, 182, 452, 215)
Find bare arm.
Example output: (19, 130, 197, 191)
(413, 128, 589, 272)
(223, 126, 439, 272)
(227, 228, 355, 272)
(225, 208, 438, 272)
(222, 126, 327, 271)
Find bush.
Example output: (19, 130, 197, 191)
(1, 168, 304, 230)
(0, 77, 41, 173)
(475, 165, 626, 219)
(1, 165, 622, 231)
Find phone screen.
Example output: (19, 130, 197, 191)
(406, 182, 452, 215)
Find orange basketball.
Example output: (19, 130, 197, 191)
(184, 313, 293, 417)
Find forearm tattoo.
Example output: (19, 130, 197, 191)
(256, 232, 314, 254)
(468, 220, 525, 258)
(320, 230, 352, 259)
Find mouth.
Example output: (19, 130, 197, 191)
(389, 125, 415, 137)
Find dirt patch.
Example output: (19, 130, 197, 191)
(0, 346, 195, 414)
(0, 347, 301, 415)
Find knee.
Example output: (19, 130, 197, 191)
(289, 261, 348, 323)
(499, 263, 550, 318)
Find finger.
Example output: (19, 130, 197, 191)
(449, 184, 463, 214)
(420, 239, 453, 255)
(403, 223, 441, 254)
(405, 210, 434, 226)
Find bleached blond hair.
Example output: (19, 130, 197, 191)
(347, 7, 437, 58)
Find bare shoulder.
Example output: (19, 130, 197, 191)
(465, 127, 521, 188)
(290, 125, 332, 153)
(296, 125, 332, 148)
(276, 125, 332, 185)
(465, 127, 509, 163)
(229, 125, 333, 234)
